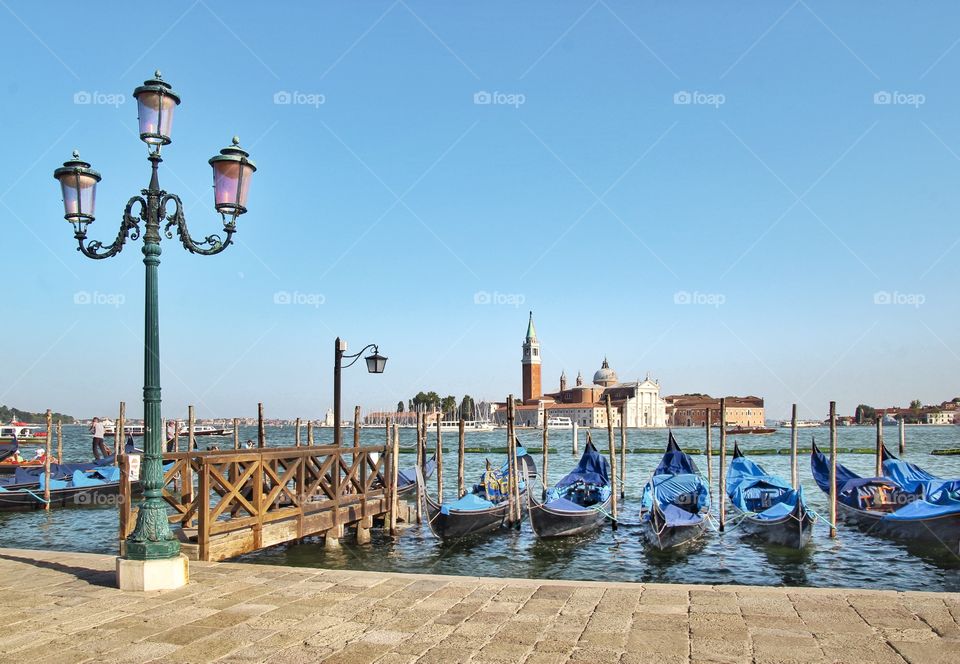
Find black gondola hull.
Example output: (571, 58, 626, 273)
(423, 493, 513, 539)
(836, 502, 960, 553)
(0, 481, 129, 512)
(527, 494, 609, 538)
(729, 501, 815, 549)
(640, 503, 708, 550)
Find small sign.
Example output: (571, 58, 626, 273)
(128, 454, 142, 480)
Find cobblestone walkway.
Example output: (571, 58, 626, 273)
(0, 548, 958, 663)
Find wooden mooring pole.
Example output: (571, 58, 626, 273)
(307, 420, 314, 446)
(44, 409, 51, 510)
(506, 395, 516, 525)
(541, 421, 549, 500)
(295, 418, 301, 447)
(189, 405, 196, 451)
(257, 402, 265, 448)
(705, 409, 713, 501)
(415, 412, 423, 524)
(233, 418, 240, 450)
(435, 413, 444, 504)
(457, 416, 466, 498)
(899, 417, 906, 455)
(619, 407, 627, 500)
(605, 395, 618, 528)
(56, 420, 63, 464)
(875, 416, 883, 477)
(174, 417, 180, 452)
(353, 406, 361, 447)
(718, 398, 727, 532)
(115, 401, 125, 462)
(390, 422, 399, 536)
(572, 422, 579, 456)
(790, 403, 799, 489)
(829, 401, 838, 538)
(510, 400, 522, 530)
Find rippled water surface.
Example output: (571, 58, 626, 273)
(4, 424, 959, 591)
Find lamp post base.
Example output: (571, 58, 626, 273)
(117, 554, 189, 591)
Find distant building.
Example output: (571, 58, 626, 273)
(665, 395, 765, 428)
(498, 313, 668, 428)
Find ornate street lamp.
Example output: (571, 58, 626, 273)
(333, 338, 387, 447)
(53, 71, 256, 589)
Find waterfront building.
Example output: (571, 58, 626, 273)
(665, 394, 765, 427)
(499, 313, 668, 428)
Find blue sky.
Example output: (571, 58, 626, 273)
(1, 1, 959, 421)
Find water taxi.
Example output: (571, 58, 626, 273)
(545, 416, 574, 430)
(0, 423, 48, 444)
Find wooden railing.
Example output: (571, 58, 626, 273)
(120, 445, 395, 560)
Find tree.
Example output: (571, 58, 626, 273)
(396, 401, 404, 413)
(910, 399, 922, 410)
(411, 391, 441, 412)
(459, 395, 476, 421)
(441, 395, 457, 417)
(855, 404, 876, 424)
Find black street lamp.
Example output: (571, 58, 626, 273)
(333, 338, 387, 447)
(53, 71, 256, 575)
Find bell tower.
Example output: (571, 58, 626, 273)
(521, 311, 541, 404)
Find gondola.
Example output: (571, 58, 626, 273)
(810, 441, 960, 551)
(639, 432, 710, 550)
(880, 445, 960, 498)
(526, 440, 611, 538)
(421, 445, 536, 540)
(726, 443, 815, 548)
(0, 466, 126, 511)
(397, 455, 437, 498)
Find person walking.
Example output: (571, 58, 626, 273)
(89, 417, 109, 459)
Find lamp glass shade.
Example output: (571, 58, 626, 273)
(364, 352, 387, 374)
(58, 171, 98, 220)
(137, 91, 176, 145)
(212, 159, 254, 210)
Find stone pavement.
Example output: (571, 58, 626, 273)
(0, 548, 958, 664)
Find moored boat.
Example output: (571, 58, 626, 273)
(421, 445, 536, 539)
(727, 444, 815, 548)
(726, 426, 777, 435)
(545, 416, 573, 430)
(397, 455, 437, 497)
(0, 466, 128, 511)
(810, 441, 960, 552)
(0, 423, 48, 445)
(639, 433, 710, 550)
(527, 440, 611, 538)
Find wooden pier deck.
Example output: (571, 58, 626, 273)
(119, 445, 405, 562)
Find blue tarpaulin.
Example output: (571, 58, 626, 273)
(555, 441, 609, 489)
(440, 492, 494, 514)
(727, 449, 805, 521)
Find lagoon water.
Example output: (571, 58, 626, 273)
(3, 423, 959, 591)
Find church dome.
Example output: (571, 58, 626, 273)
(593, 358, 618, 387)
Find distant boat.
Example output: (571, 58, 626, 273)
(0, 423, 48, 444)
(726, 426, 777, 435)
(102, 420, 145, 437)
(545, 416, 573, 430)
(434, 420, 495, 433)
(176, 424, 232, 437)
(778, 420, 821, 429)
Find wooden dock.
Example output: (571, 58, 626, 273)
(118, 444, 405, 562)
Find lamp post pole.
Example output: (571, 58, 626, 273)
(53, 72, 256, 587)
(332, 339, 388, 447)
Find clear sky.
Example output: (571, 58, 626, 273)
(1, 1, 958, 422)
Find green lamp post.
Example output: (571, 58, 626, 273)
(53, 71, 256, 574)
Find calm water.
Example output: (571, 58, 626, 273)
(4, 424, 960, 591)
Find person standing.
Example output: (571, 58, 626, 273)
(165, 420, 178, 453)
(89, 417, 109, 459)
